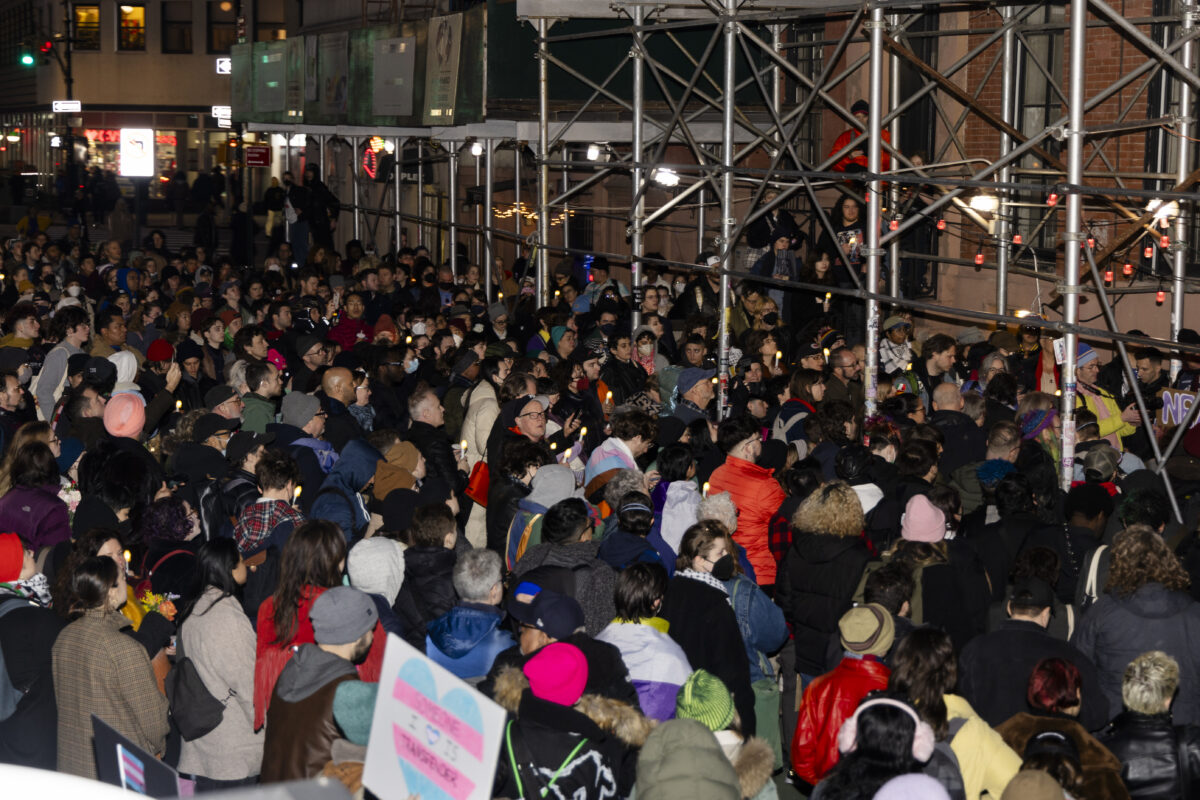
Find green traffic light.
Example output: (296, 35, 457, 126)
(19, 53, 34, 66)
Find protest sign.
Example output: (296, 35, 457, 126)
(1159, 388, 1199, 428)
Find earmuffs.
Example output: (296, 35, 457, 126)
(836, 697, 936, 763)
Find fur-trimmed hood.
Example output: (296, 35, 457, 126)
(494, 664, 654, 748)
(717, 730, 776, 799)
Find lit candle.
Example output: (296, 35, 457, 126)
(580, 426, 587, 438)
(293, 485, 302, 502)
(825, 292, 832, 300)
(175, 399, 182, 411)
(550, 442, 557, 451)
(823, 348, 831, 359)
(405, 335, 413, 344)
(774, 350, 782, 369)
(702, 481, 710, 497)
(563, 448, 571, 460)
(460, 440, 468, 453)
(498, 292, 504, 300)
(605, 390, 613, 403)
(123, 549, 131, 567)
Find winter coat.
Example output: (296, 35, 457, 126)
(636, 718, 741, 799)
(321, 398, 365, 454)
(958, 618, 1108, 732)
(425, 603, 515, 681)
(309, 439, 381, 541)
(995, 712, 1130, 800)
(725, 573, 789, 682)
(928, 409, 987, 476)
(942, 693, 1022, 800)
(1098, 711, 1200, 799)
(1073, 582, 1200, 725)
(707, 455, 786, 585)
(407, 419, 467, 495)
(327, 317, 373, 351)
(597, 528, 663, 571)
(52, 608, 169, 778)
(513, 540, 616, 636)
(792, 655, 891, 785)
(596, 617, 692, 721)
(966, 510, 1058, 602)
(775, 529, 871, 676)
(652, 479, 702, 556)
(393, 546, 458, 650)
(0, 594, 65, 770)
(178, 587, 263, 780)
(0, 484, 71, 551)
(1023, 523, 1106, 605)
(662, 573, 757, 736)
(260, 644, 359, 784)
(600, 357, 648, 406)
(491, 664, 651, 800)
(585, 436, 639, 486)
(241, 392, 276, 434)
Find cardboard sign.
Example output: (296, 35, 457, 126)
(1159, 388, 1199, 428)
(363, 634, 505, 800)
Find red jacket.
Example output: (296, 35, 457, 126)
(829, 128, 892, 173)
(791, 655, 891, 784)
(708, 455, 786, 585)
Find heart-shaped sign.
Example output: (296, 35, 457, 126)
(426, 724, 441, 746)
(393, 658, 484, 800)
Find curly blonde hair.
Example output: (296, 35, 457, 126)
(791, 480, 864, 538)
(1106, 524, 1190, 596)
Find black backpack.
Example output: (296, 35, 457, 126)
(0, 596, 35, 721)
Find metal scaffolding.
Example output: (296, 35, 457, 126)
(250, 0, 1200, 518)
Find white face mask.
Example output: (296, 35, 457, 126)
(674, 282, 686, 294)
(67, 286, 82, 297)
(452, 333, 463, 348)
(411, 322, 427, 336)
(638, 343, 654, 356)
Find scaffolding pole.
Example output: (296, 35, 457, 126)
(996, 4, 1015, 315)
(537, 18, 551, 306)
(417, 142, 425, 247)
(448, 141, 459, 277)
(392, 137, 402, 254)
(864, 4, 884, 416)
(717, 0, 736, 420)
(630, 4, 646, 332)
(1060, 0, 1087, 492)
(1172, 6, 1196, 382)
(485, 138, 495, 302)
(888, 12, 901, 301)
(352, 137, 362, 242)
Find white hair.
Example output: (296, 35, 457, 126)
(698, 491, 738, 534)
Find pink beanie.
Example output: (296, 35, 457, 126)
(523, 642, 588, 706)
(103, 393, 146, 440)
(901, 494, 946, 543)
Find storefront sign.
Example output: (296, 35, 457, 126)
(244, 145, 270, 167)
(118, 128, 154, 177)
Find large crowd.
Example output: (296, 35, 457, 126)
(1, 201, 1199, 800)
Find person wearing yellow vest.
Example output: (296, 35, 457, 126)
(1075, 343, 1139, 451)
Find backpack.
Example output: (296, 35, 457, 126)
(0, 596, 34, 721)
(922, 717, 968, 800)
(1080, 544, 1109, 609)
(771, 406, 810, 444)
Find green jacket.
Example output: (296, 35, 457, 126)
(241, 392, 276, 434)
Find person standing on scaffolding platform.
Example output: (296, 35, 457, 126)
(829, 99, 892, 174)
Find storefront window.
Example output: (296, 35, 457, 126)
(73, 4, 100, 50)
(162, 1, 192, 53)
(117, 4, 145, 51)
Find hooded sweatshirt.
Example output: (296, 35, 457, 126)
(310, 439, 383, 542)
(425, 603, 515, 681)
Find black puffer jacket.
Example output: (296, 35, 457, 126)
(928, 408, 987, 476)
(392, 546, 457, 650)
(407, 420, 467, 494)
(1098, 711, 1200, 799)
(775, 529, 871, 676)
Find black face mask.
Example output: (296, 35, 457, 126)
(710, 553, 735, 582)
(762, 312, 779, 326)
(599, 323, 616, 336)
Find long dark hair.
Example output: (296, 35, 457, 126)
(52, 527, 124, 616)
(888, 627, 957, 738)
(178, 539, 242, 624)
(813, 699, 921, 800)
(270, 520, 346, 644)
(66, 556, 120, 620)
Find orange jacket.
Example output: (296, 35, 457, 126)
(792, 655, 891, 784)
(829, 128, 892, 173)
(707, 455, 786, 585)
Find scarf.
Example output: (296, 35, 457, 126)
(0, 573, 51, 607)
(679, 568, 731, 604)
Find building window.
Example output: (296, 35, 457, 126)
(162, 0, 192, 53)
(785, 22, 823, 169)
(255, 0, 286, 41)
(73, 4, 100, 50)
(208, 0, 236, 54)
(117, 4, 145, 50)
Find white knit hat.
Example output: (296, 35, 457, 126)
(347, 537, 406, 606)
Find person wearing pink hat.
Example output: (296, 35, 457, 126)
(901, 494, 947, 543)
(493, 641, 649, 799)
(103, 392, 147, 441)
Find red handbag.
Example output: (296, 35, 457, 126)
(465, 460, 490, 507)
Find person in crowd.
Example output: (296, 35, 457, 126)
(597, 491, 664, 570)
(52, 555, 169, 778)
(596, 562, 692, 721)
(260, 586, 376, 783)
(426, 548, 514, 681)
(807, 696, 932, 800)
(308, 439, 382, 542)
(0, 441, 71, 550)
(346, 535, 407, 639)
(176, 539, 262, 790)
(392, 503, 459, 649)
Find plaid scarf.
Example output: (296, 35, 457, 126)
(234, 499, 305, 556)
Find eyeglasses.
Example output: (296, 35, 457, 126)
(518, 410, 546, 420)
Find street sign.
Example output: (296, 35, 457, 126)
(244, 145, 271, 167)
(211, 105, 231, 119)
(52, 100, 81, 113)
(215, 57, 231, 74)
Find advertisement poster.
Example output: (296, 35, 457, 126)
(118, 129, 154, 177)
(319, 32, 349, 117)
(363, 634, 505, 800)
(374, 36, 416, 117)
(422, 14, 462, 125)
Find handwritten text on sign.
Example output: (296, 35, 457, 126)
(363, 634, 505, 800)
(1159, 389, 1200, 429)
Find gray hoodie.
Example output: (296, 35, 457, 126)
(274, 643, 358, 703)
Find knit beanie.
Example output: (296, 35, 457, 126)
(900, 494, 946, 543)
(347, 537, 406, 606)
(838, 603, 895, 657)
(0, 533, 24, 583)
(524, 642, 588, 706)
(103, 392, 146, 440)
(281, 391, 321, 428)
(1018, 408, 1057, 440)
(332, 681, 379, 747)
(675, 669, 735, 732)
(1077, 342, 1098, 366)
(374, 442, 421, 500)
(374, 314, 399, 343)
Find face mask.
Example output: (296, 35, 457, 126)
(411, 322, 427, 336)
(452, 333, 463, 348)
(710, 553, 735, 582)
(674, 281, 686, 294)
(600, 323, 616, 336)
(472, 305, 486, 316)
(405, 360, 419, 374)
(763, 312, 779, 326)
(67, 285, 82, 297)
(638, 343, 654, 356)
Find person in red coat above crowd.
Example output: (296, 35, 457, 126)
(707, 415, 786, 588)
(791, 603, 894, 787)
(829, 99, 892, 174)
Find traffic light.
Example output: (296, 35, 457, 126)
(39, 40, 53, 54)
(18, 43, 34, 67)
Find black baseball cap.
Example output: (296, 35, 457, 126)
(226, 430, 275, 466)
(1010, 577, 1055, 611)
(507, 587, 585, 640)
(204, 384, 238, 409)
(192, 413, 239, 444)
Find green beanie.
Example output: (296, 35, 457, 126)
(675, 669, 735, 732)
